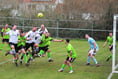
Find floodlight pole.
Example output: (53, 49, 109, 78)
(56, 19, 59, 38)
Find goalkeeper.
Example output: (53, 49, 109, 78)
(103, 32, 113, 61)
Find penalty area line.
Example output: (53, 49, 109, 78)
(0, 59, 12, 65)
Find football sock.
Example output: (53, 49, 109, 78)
(7, 44, 11, 50)
(40, 50, 44, 55)
(10, 49, 16, 54)
(47, 52, 51, 58)
(36, 47, 39, 54)
(92, 57, 98, 64)
(14, 57, 18, 63)
(106, 55, 112, 61)
(61, 64, 66, 69)
(28, 52, 33, 58)
(109, 55, 112, 58)
(24, 54, 28, 63)
(20, 54, 24, 60)
(0, 43, 3, 49)
(87, 56, 90, 63)
(69, 66, 73, 71)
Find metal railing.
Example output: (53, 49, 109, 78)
(0, 17, 113, 39)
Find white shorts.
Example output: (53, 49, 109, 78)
(89, 49, 99, 55)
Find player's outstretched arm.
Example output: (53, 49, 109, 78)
(103, 41, 107, 48)
(53, 39, 64, 42)
(4, 31, 10, 35)
(26, 38, 32, 41)
(18, 40, 20, 42)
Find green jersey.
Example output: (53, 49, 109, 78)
(1, 28, 11, 39)
(67, 43, 77, 58)
(106, 36, 113, 46)
(17, 36, 26, 47)
(45, 37, 52, 46)
(39, 34, 53, 47)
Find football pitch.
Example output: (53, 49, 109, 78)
(0, 39, 118, 79)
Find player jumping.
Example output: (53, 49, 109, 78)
(5, 25, 20, 66)
(38, 32, 63, 62)
(17, 31, 29, 66)
(25, 27, 38, 63)
(38, 24, 48, 35)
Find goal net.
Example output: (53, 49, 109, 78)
(108, 14, 118, 79)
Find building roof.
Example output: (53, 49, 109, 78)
(25, 0, 56, 4)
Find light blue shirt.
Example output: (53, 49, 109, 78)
(88, 37, 99, 49)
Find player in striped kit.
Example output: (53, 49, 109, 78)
(5, 25, 20, 66)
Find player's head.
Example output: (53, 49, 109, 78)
(65, 39, 70, 44)
(109, 32, 112, 37)
(85, 34, 89, 39)
(21, 32, 25, 37)
(41, 24, 45, 30)
(5, 24, 8, 28)
(46, 32, 50, 37)
(19, 30, 21, 34)
(12, 25, 17, 31)
(19, 30, 24, 36)
(32, 26, 37, 32)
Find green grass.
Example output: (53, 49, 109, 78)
(0, 39, 117, 79)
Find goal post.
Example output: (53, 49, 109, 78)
(108, 14, 118, 79)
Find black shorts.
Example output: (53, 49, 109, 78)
(9, 42, 18, 53)
(2, 39, 9, 43)
(17, 45, 26, 51)
(39, 45, 49, 52)
(109, 45, 113, 51)
(25, 42, 35, 51)
(66, 57, 76, 63)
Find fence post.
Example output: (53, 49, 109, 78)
(91, 21, 94, 37)
(22, 18, 25, 31)
(56, 19, 59, 38)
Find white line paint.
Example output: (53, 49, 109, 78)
(0, 59, 12, 65)
(107, 72, 113, 79)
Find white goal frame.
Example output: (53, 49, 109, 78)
(108, 14, 118, 79)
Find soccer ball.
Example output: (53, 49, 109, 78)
(37, 13, 44, 18)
